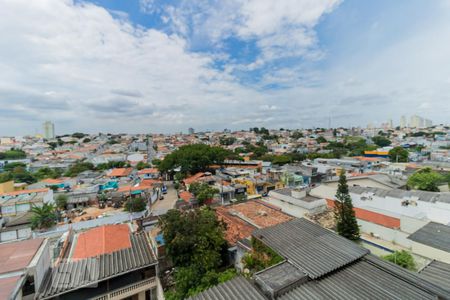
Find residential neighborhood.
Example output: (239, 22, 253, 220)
(2, 0, 450, 299)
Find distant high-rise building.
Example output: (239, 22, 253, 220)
(424, 119, 433, 128)
(400, 116, 407, 128)
(410, 115, 424, 128)
(188, 128, 195, 134)
(43, 121, 55, 139)
(388, 119, 393, 129)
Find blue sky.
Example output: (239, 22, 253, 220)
(1, 0, 449, 134)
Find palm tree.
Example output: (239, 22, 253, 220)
(30, 203, 57, 230)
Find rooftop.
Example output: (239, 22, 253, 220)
(216, 200, 292, 245)
(253, 218, 368, 279)
(107, 168, 133, 177)
(419, 260, 450, 292)
(38, 231, 157, 300)
(0, 238, 44, 274)
(188, 276, 266, 300)
(408, 222, 450, 252)
(71, 224, 132, 259)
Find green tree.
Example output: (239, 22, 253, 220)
(372, 135, 391, 147)
(30, 203, 57, 229)
(158, 144, 231, 175)
(55, 194, 68, 210)
(124, 197, 147, 212)
(316, 136, 327, 144)
(334, 171, 360, 240)
(160, 208, 227, 299)
(189, 182, 219, 205)
(34, 167, 62, 180)
(407, 168, 443, 192)
(388, 147, 409, 162)
(72, 132, 86, 139)
(136, 161, 150, 170)
(0, 149, 27, 159)
(291, 131, 304, 139)
(65, 161, 95, 177)
(382, 250, 416, 271)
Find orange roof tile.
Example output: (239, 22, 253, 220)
(183, 172, 206, 185)
(179, 191, 194, 203)
(42, 178, 63, 184)
(72, 224, 131, 259)
(216, 200, 292, 245)
(107, 168, 133, 177)
(137, 168, 159, 175)
(0, 188, 49, 197)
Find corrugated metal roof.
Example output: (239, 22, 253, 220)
(408, 222, 450, 252)
(38, 232, 157, 299)
(253, 218, 368, 279)
(279, 257, 441, 300)
(348, 186, 450, 204)
(188, 276, 266, 300)
(419, 260, 450, 292)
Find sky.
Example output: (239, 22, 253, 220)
(1, 0, 450, 135)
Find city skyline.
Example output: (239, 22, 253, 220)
(1, 0, 450, 135)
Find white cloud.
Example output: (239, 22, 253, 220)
(0, 0, 268, 134)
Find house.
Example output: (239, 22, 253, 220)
(215, 200, 292, 269)
(137, 168, 160, 179)
(106, 167, 133, 179)
(263, 187, 327, 218)
(189, 218, 450, 300)
(323, 172, 406, 190)
(37, 224, 160, 300)
(407, 222, 450, 263)
(0, 238, 51, 300)
(0, 188, 53, 242)
(311, 185, 450, 262)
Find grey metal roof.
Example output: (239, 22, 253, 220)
(254, 261, 307, 298)
(279, 255, 448, 300)
(348, 186, 450, 204)
(188, 276, 266, 300)
(38, 232, 157, 299)
(408, 222, 450, 252)
(419, 260, 450, 292)
(253, 218, 369, 279)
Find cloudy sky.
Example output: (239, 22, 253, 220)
(1, 0, 450, 135)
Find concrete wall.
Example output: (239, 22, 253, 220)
(325, 178, 391, 190)
(262, 197, 310, 218)
(357, 219, 412, 248)
(410, 241, 450, 264)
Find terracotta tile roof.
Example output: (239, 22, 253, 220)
(183, 172, 206, 185)
(107, 168, 133, 177)
(0, 188, 49, 197)
(42, 178, 63, 184)
(179, 191, 194, 203)
(140, 179, 162, 186)
(0, 238, 44, 274)
(117, 185, 152, 193)
(216, 200, 292, 245)
(216, 208, 254, 246)
(137, 168, 159, 175)
(71, 224, 132, 259)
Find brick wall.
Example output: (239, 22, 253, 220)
(326, 198, 400, 229)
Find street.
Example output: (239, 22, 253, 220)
(151, 181, 178, 215)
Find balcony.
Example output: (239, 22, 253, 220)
(90, 277, 157, 300)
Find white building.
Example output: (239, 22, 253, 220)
(400, 115, 407, 128)
(42, 121, 55, 139)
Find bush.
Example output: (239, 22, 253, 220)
(124, 197, 147, 212)
(55, 194, 68, 210)
(382, 250, 416, 271)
